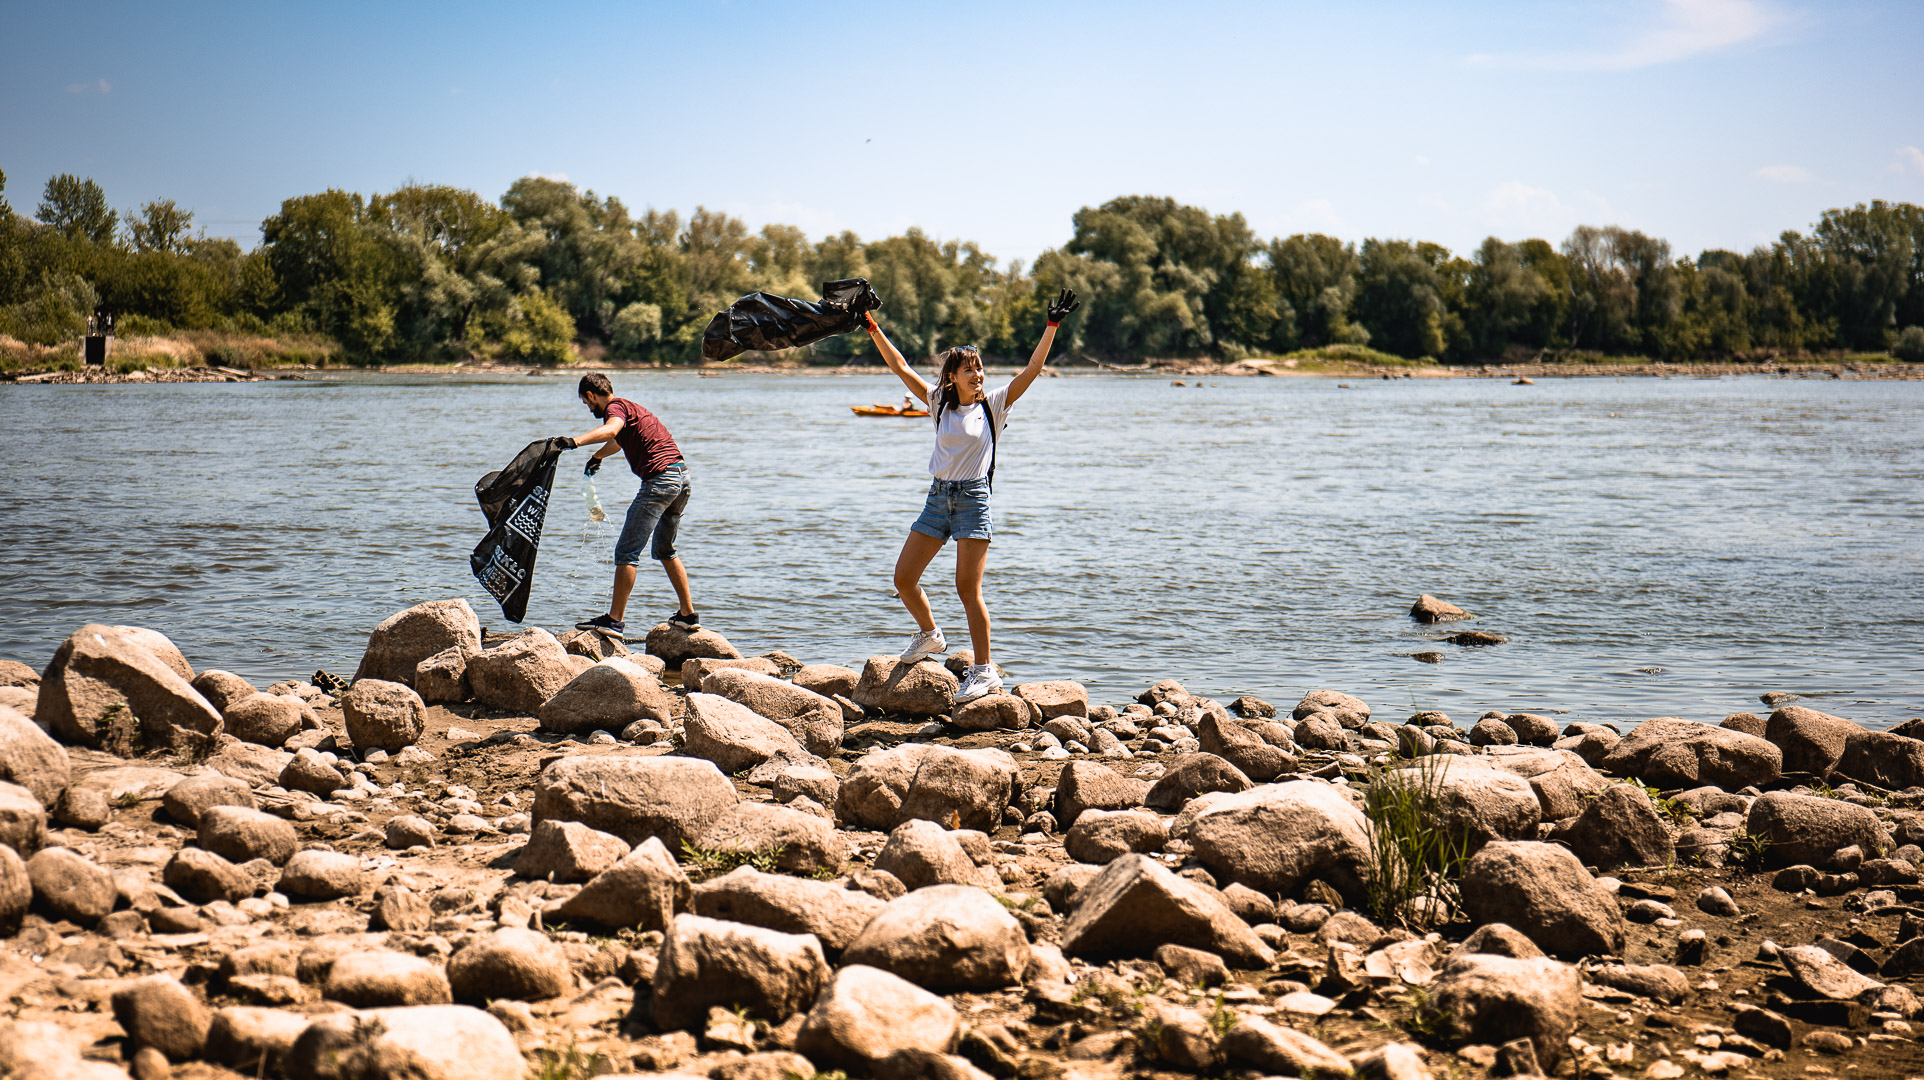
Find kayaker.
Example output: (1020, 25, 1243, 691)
(863, 288, 1080, 704)
(561, 373, 700, 638)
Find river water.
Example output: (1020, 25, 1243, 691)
(1, 371, 1919, 730)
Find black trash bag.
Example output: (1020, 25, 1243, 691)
(700, 277, 881, 362)
(470, 436, 572, 622)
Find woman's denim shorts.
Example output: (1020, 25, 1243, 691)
(614, 463, 690, 565)
(910, 477, 992, 543)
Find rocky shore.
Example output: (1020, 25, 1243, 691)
(2, 599, 1922, 1080)
(5, 366, 305, 385)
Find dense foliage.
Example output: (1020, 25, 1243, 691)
(3, 167, 1921, 365)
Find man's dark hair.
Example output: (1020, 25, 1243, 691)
(578, 373, 613, 397)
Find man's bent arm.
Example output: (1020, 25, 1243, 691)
(571, 418, 625, 448)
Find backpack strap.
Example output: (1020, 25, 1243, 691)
(984, 399, 998, 493)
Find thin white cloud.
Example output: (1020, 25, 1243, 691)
(1477, 181, 1577, 238)
(1894, 146, 1924, 177)
(65, 78, 111, 95)
(1755, 164, 1812, 183)
(1467, 0, 1784, 71)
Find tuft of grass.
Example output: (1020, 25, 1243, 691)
(1363, 753, 1473, 929)
(1626, 777, 1693, 826)
(528, 1043, 606, 1080)
(679, 839, 787, 880)
(1205, 992, 1238, 1039)
(111, 791, 143, 809)
(1397, 986, 1453, 1044)
(1726, 829, 1771, 873)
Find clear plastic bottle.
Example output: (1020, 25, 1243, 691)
(585, 480, 606, 522)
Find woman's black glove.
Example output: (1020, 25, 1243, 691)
(1047, 288, 1080, 326)
(584, 456, 602, 477)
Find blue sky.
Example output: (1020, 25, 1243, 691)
(3, 0, 1921, 267)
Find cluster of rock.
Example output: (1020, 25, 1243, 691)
(0, 598, 1922, 1080)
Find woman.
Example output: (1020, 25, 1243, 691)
(863, 288, 1080, 704)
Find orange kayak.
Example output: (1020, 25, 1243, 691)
(851, 404, 930, 417)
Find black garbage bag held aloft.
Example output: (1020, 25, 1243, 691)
(470, 436, 572, 622)
(700, 277, 881, 362)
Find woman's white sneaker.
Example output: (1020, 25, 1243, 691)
(954, 664, 1003, 704)
(900, 627, 948, 663)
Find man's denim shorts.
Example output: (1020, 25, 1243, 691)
(910, 477, 992, 543)
(615, 463, 690, 565)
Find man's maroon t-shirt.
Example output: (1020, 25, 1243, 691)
(603, 398, 682, 477)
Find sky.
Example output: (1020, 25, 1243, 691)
(3, 0, 1922, 268)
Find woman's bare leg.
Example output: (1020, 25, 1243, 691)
(955, 538, 991, 665)
(894, 531, 947, 632)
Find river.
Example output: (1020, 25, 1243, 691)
(1, 370, 1919, 730)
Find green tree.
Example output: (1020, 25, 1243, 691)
(1461, 237, 1569, 357)
(1265, 234, 1367, 349)
(127, 199, 195, 254)
(259, 189, 403, 358)
(503, 177, 646, 342)
(1808, 200, 1924, 349)
(1353, 239, 1454, 358)
(36, 174, 118, 245)
(1065, 195, 1257, 359)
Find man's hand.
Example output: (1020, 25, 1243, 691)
(584, 456, 602, 477)
(1047, 288, 1080, 326)
(553, 436, 577, 450)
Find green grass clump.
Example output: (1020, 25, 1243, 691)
(1363, 753, 1474, 929)
(678, 839, 787, 880)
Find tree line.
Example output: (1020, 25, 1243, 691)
(3, 166, 1922, 365)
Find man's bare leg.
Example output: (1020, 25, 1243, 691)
(609, 563, 639, 623)
(662, 556, 695, 617)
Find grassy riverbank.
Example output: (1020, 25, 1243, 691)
(3, 331, 1917, 380)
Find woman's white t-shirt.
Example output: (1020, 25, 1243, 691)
(928, 384, 1011, 480)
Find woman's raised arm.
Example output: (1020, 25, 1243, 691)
(865, 313, 931, 404)
(1004, 288, 1079, 408)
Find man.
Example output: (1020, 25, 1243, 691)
(564, 373, 699, 637)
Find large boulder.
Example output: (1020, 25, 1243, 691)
(1294, 690, 1370, 727)
(874, 819, 994, 890)
(1460, 841, 1625, 958)
(0, 782, 49, 855)
(1423, 953, 1581, 1068)
(1599, 718, 1781, 790)
(0, 1020, 130, 1080)
(795, 965, 959, 1069)
(191, 670, 256, 714)
(1197, 711, 1296, 781)
(1066, 809, 1168, 864)
(284, 1004, 523, 1080)
(446, 928, 572, 1002)
(545, 837, 690, 930)
(691, 868, 888, 952)
(0, 705, 68, 806)
(951, 693, 1034, 732)
(852, 656, 958, 716)
(197, 805, 299, 866)
(536, 657, 676, 735)
(222, 693, 307, 748)
(413, 646, 474, 704)
(836, 744, 1018, 832)
(1550, 783, 1675, 869)
(1384, 758, 1540, 852)
(1175, 781, 1371, 902)
(1012, 680, 1088, 720)
(25, 847, 117, 924)
(793, 663, 860, 698)
(0, 846, 29, 932)
(352, 599, 481, 687)
(38, 624, 220, 754)
(163, 847, 253, 903)
(1764, 706, 1862, 776)
(466, 628, 574, 714)
(532, 754, 738, 848)
(1744, 791, 1890, 868)
(843, 884, 1029, 990)
(1836, 730, 1924, 792)
(682, 692, 804, 772)
(1145, 754, 1253, 811)
(1483, 747, 1609, 819)
(111, 974, 211, 1061)
(324, 952, 453, 1008)
(279, 849, 366, 901)
(692, 801, 848, 876)
(1061, 854, 1275, 969)
(340, 680, 427, 752)
(650, 914, 829, 1030)
(645, 622, 742, 666)
(513, 819, 631, 882)
(1053, 761, 1148, 828)
(205, 1006, 310, 1076)
(700, 668, 844, 757)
